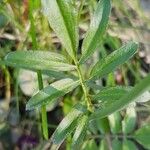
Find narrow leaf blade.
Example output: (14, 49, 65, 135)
(90, 74, 150, 120)
(93, 86, 132, 102)
(80, 0, 111, 64)
(50, 104, 87, 149)
(72, 115, 88, 149)
(122, 107, 136, 134)
(26, 78, 79, 110)
(4, 51, 76, 71)
(42, 0, 78, 60)
(90, 42, 138, 79)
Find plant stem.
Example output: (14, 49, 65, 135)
(75, 61, 93, 112)
(29, 0, 48, 140)
(37, 71, 48, 140)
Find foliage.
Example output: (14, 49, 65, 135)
(1, 0, 150, 149)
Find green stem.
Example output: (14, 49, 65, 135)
(75, 61, 93, 112)
(29, 0, 48, 140)
(37, 71, 48, 140)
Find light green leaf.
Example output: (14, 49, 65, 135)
(108, 112, 122, 134)
(90, 42, 138, 79)
(79, 0, 111, 64)
(112, 139, 122, 150)
(99, 139, 109, 150)
(26, 78, 79, 110)
(122, 107, 136, 134)
(82, 140, 98, 150)
(90, 73, 150, 120)
(122, 139, 137, 150)
(50, 104, 87, 149)
(133, 125, 150, 149)
(4, 51, 76, 71)
(42, 0, 78, 60)
(72, 115, 88, 149)
(93, 86, 132, 102)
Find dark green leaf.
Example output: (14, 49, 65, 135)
(133, 125, 150, 149)
(90, 42, 138, 79)
(4, 51, 76, 71)
(50, 104, 87, 149)
(26, 78, 79, 110)
(42, 0, 78, 60)
(79, 0, 111, 64)
(122, 139, 137, 150)
(122, 107, 136, 134)
(90, 74, 150, 120)
(96, 118, 110, 134)
(93, 86, 132, 102)
(72, 115, 88, 149)
(112, 139, 122, 150)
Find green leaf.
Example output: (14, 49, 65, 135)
(90, 73, 150, 120)
(82, 140, 98, 150)
(96, 118, 110, 134)
(79, 0, 111, 64)
(93, 86, 132, 102)
(26, 78, 79, 110)
(108, 112, 122, 134)
(122, 107, 136, 134)
(90, 42, 138, 79)
(133, 125, 150, 149)
(99, 139, 109, 150)
(122, 139, 137, 150)
(50, 104, 87, 149)
(4, 51, 76, 71)
(112, 138, 122, 150)
(42, 0, 78, 60)
(72, 115, 88, 149)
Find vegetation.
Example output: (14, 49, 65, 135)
(0, 0, 150, 149)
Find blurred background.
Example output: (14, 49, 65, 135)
(0, 0, 150, 149)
